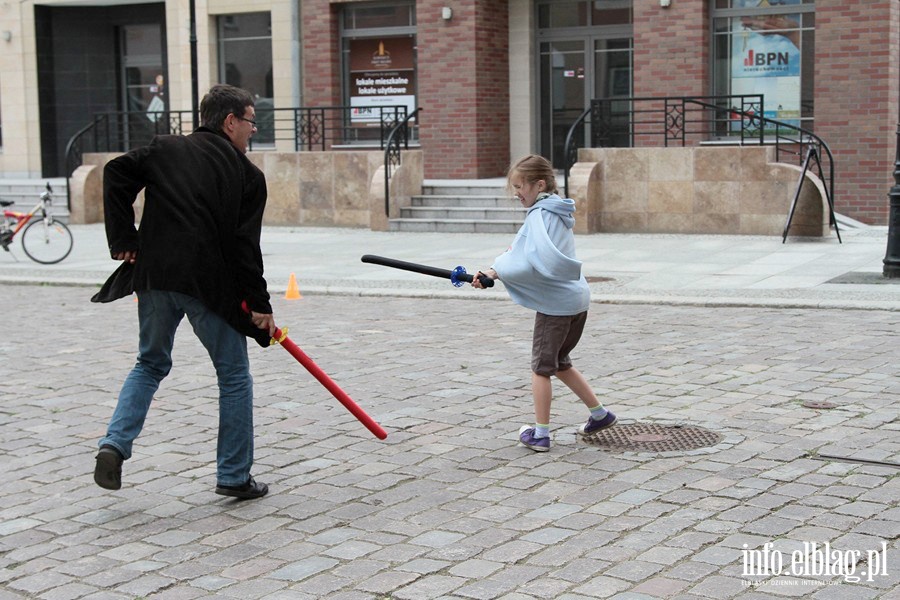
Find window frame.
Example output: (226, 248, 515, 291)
(216, 11, 274, 145)
(339, 1, 417, 146)
(710, 0, 816, 131)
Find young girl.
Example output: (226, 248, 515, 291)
(472, 154, 616, 452)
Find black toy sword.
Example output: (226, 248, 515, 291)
(361, 254, 494, 288)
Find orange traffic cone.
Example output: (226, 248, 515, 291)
(285, 272, 303, 300)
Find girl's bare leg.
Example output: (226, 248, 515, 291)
(531, 373, 552, 425)
(556, 367, 601, 410)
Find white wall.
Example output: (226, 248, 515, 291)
(508, 0, 536, 163)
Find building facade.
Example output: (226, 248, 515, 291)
(0, 0, 897, 224)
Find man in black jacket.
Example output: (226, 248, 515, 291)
(93, 84, 276, 500)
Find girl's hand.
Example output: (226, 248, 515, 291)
(472, 269, 497, 289)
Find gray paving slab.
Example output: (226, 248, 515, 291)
(1, 223, 899, 310)
(0, 277, 898, 598)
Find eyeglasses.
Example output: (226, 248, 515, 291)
(235, 115, 257, 126)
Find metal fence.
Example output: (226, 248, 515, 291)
(563, 94, 830, 190)
(561, 94, 838, 241)
(65, 105, 410, 181)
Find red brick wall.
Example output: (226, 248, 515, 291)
(633, 0, 709, 99)
(630, 0, 709, 148)
(301, 1, 508, 179)
(301, 1, 341, 107)
(418, 0, 510, 178)
(473, 1, 511, 178)
(299, 2, 899, 222)
(815, 0, 899, 224)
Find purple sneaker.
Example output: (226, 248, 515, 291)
(578, 410, 617, 436)
(518, 425, 550, 452)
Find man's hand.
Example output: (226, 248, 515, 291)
(113, 250, 138, 264)
(251, 311, 277, 337)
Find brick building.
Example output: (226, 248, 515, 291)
(0, 0, 897, 224)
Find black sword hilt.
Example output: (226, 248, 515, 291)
(450, 265, 494, 288)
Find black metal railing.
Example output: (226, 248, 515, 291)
(62, 110, 190, 209)
(562, 107, 591, 193)
(63, 111, 193, 208)
(561, 95, 837, 241)
(64, 105, 409, 205)
(383, 108, 422, 217)
(287, 105, 408, 151)
(563, 95, 765, 196)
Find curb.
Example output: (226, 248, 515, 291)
(5, 276, 900, 312)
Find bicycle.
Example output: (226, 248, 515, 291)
(0, 182, 74, 264)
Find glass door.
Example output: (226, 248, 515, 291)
(536, 0, 633, 167)
(539, 37, 632, 167)
(539, 40, 587, 169)
(119, 24, 165, 148)
(594, 38, 633, 148)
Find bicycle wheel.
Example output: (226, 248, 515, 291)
(21, 217, 73, 264)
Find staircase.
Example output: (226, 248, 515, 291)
(390, 179, 525, 233)
(0, 178, 69, 218)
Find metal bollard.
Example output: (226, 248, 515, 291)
(883, 124, 900, 278)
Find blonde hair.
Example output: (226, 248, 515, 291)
(507, 154, 559, 195)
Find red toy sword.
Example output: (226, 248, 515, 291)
(242, 302, 387, 440)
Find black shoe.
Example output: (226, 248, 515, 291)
(215, 476, 268, 500)
(94, 446, 123, 490)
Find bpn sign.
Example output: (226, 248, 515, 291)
(744, 49, 790, 67)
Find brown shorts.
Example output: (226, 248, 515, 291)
(531, 311, 588, 377)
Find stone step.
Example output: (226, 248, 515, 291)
(389, 218, 523, 234)
(389, 178, 520, 233)
(423, 184, 509, 196)
(411, 195, 517, 208)
(0, 177, 67, 195)
(0, 178, 69, 218)
(401, 206, 525, 221)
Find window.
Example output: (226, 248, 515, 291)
(218, 12, 273, 143)
(121, 24, 165, 116)
(344, 4, 414, 29)
(536, 0, 633, 163)
(538, 0, 632, 28)
(341, 2, 416, 144)
(115, 24, 166, 149)
(712, 0, 815, 131)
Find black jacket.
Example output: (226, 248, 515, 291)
(93, 127, 272, 347)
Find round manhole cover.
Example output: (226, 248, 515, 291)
(582, 422, 722, 453)
(628, 433, 670, 443)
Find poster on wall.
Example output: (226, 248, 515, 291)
(349, 37, 416, 126)
(730, 1, 803, 128)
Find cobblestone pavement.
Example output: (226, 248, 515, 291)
(1, 284, 898, 599)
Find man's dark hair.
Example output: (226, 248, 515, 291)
(200, 84, 255, 131)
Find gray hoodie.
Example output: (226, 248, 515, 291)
(492, 194, 590, 316)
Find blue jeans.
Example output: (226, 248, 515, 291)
(100, 290, 254, 487)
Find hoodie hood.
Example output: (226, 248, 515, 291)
(491, 192, 589, 315)
(528, 194, 576, 229)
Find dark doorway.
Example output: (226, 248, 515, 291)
(35, 3, 166, 177)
